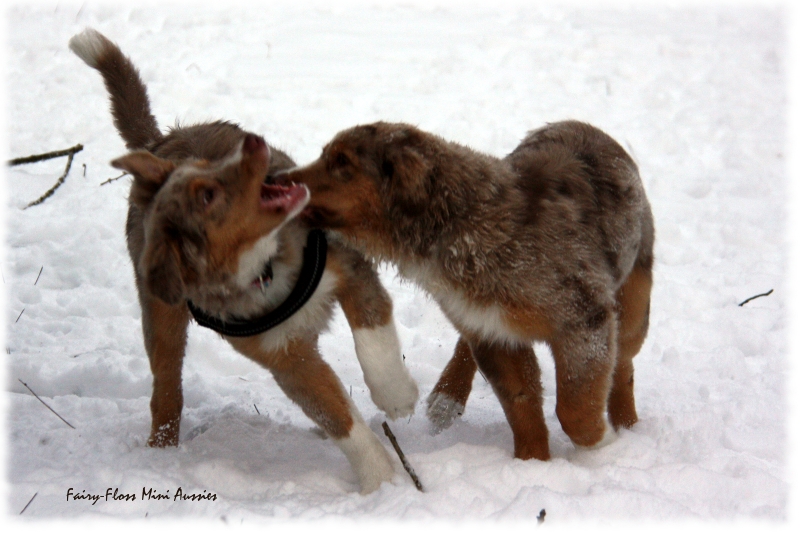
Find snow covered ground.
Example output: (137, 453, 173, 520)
(2, 0, 793, 526)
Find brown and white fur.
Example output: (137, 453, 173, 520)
(276, 121, 654, 461)
(69, 29, 418, 493)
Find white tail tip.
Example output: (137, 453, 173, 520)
(68, 28, 111, 68)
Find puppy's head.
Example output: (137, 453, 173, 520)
(275, 122, 432, 235)
(113, 134, 309, 306)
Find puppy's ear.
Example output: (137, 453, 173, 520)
(141, 225, 185, 306)
(380, 134, 431, 210)
(111, 151, 175, 209)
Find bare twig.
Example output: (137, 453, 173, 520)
(738, 289, 773, 307)
(15, 308, 25, 323)
(100, 172, 128, 186)
(18, 379, 76, 429)
(24, 151, 77, 209)
(254, 404, 260, 415)
(382, 421, 423, 491)
(8, 144, 83, 166)
(19, 492, 37, 515)
(34, 266, 43, 286)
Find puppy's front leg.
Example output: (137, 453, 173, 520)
(337, 255, 418, 420)
(140, 291, 189, 447)
(426, 336, 477, 433)
(234, 337, 395, 494)
(469, 336, 550, 461)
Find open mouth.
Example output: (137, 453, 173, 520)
(260, 183, 309, 215)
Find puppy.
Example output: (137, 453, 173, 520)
(69, 29, 418, 493)
(276, 121, 654, 461)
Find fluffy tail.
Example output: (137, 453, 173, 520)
(69, 28, 162, 150)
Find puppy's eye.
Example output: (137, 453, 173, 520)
(201, 188, 216, 207)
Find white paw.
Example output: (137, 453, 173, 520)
(334, 422, 395, 494)
(352, 324, 419, 419)
(370, 375, 419, 420)
(426, 391, 465, 434)
(574, 418, 618, 451)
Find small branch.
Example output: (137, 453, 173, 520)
(19, 492, 37, 515)
(738, 289, 773, 307)
(24, 151, 77, 209)
(382, 421, 423, 492)
(254, 404, 260, 415)
(100, 172, 128, 186)
(15, 308, 25, 323)
(34, 266, 43, 286)
(18, 379, 76, 429)
(8, 144, 83, 166)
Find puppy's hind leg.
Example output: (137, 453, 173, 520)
(609, 262, 652, 430)
(338, 254, 418, 420)
(426, 336, 477, 433)
(469, 337, 550, 461)
(551, 316, 618, 449)
(140, 291, 190, 447)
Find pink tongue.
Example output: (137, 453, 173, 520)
(260, 183, 306, 211)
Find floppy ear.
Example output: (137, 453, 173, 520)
(111, 151, 175, 209)
(380, 140, 431, 211)
(141, 225, 185, 306)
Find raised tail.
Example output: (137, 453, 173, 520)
(69, 28, 162, 150)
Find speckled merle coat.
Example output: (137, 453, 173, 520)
(280, 120, 654, 460)
(69, 28, 419, 494)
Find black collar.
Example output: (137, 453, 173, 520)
(187, 229, 328, 337)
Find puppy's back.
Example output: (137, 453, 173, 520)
(508, 120, 653, 285)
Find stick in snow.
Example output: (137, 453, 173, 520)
(8, 144, 83, 166)
(537, 509, 546, 524)
(19, 493, 37, 515)
(18, 379, 76, 429)
(382, 421, 423, 492)
(23, 149, 81, 209)
(738, 289, 773, 307)
(100, 172, 128, 186)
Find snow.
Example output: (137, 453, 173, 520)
(2, 0, 794, 527)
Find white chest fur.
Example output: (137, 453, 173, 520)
(398, 260, 525, 345)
